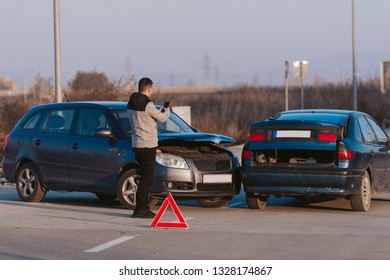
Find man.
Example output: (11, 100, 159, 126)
(127, 77, 170, 218)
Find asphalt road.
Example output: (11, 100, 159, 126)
(2, 145, 390, 260)
(2, 184, 390, 260)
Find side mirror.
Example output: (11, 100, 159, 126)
(95, 128, 113, 138)
(191, 127, 200, 133)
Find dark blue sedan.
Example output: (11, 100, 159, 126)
(241, 109, 390, 212)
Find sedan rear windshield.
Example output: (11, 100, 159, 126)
(271, 113, 349, 126)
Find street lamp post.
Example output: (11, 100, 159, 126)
(53, 0, 62, 103)
(285, 60, 289, 111)
(352, 0, 357, 110)
(293, 60, 309, 109)
(299, 62, 304, 109)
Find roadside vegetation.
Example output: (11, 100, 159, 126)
(1, 71, 389, 163)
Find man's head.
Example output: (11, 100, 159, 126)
(138, 77, 153, 96)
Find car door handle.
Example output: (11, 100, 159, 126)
(71, 143, 79, 150)
(34, 139, 41, 146)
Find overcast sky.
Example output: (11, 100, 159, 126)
(1, 0, 389, 87)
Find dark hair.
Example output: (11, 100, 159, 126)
(138, 77, 153, 92)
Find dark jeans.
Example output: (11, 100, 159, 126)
(134, 147, 156, 212)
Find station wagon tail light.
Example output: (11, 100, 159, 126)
(318, 133, 337, 142)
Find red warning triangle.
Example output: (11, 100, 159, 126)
(150, 193, 188, 229)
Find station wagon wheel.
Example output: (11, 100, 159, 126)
(117, 169, 140, 209)
(196, 197, 232, 208)
(350, 171, 371, 212)
(246, 194, 267, 209)
(16, 163, 46, 202)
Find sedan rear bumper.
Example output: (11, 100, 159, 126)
(241, 166, 364, 197)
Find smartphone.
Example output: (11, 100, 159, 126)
(162, 101, 170, 112)
(163, 101, 170, 109)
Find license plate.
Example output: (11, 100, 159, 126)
(203, 174, 232, 184)
(273, 130, 311, 138)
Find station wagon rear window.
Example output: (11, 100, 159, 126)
(22, 111, 42, 130)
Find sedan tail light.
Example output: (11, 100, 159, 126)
(338, 143, 354, 168)
(338, 143, 354, 160)
(242, 146, 253, 167)
(249, 133, 266, 141)
(318, 133, 337, 142)
(242, 148, 251, 160)
(250, 126, 266, 141)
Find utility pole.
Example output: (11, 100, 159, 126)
(352, 0, 357, 110)
(53, 0, 62, 103)
(202, 53, 210, 87)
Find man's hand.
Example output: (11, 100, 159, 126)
(160, 107, 170, 113)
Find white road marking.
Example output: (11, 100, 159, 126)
(84, 236, 135, 253)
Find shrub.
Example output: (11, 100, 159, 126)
(65, 71, 127, 101)
(0, 100, 30, 163)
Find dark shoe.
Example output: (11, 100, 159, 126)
(132, 209, 156, 219)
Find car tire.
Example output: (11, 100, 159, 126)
(95, 193, 117, 201)
(196, 197, 232, 208)
(350, 171, 371, 212)
(16, 163, 46, 202)
(117, 169, 140, 209)
(246, 194, 267, 209)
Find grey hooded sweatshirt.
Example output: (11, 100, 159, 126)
(127, 92, 170, 148)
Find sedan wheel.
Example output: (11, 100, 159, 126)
(350, 171, 371, 212)
(246, 194, 267, 209)
(117, 169, 140, 209)
(16, 163, 46, 202)
(196, 197, 232, 208)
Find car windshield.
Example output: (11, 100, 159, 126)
(109, 108, 194, 137)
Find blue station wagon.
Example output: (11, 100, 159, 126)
(2, 102, 241, 209)
(241, 109, 390, 212)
